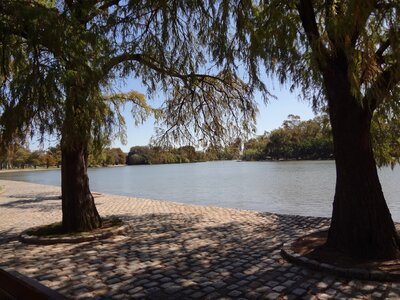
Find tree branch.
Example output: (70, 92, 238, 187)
(346, 0, 376, 46)
(297, 0, 329, 70)
(375, 39, 391, 65)
(364, 62, 400, 111)
(101, 52, 229, 85)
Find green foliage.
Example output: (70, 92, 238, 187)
(0, 0, 256, 155)
(2, 0, 398, 168)
(0, 144, 52, 169)
(27, 150, 46, 168)
(371, 111, 400, 168)
(12, 147, 31, 168)
(212, 0, 400, 108)
(47, 145, 61, 167)
(88, 148, 126, 167)
(0, 143, 125, 169)
(211, 0, 400, 166)
(126, 145, 205, 165)
(242, 115, 333, 161)
(242, 135, 268, 161)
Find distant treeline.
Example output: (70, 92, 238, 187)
(0, 114, 334, 169)
(126, 142, 242, 165)
(0, 146, 126, 169)
(243, 114, 333, 161)
(126, 115, 334, 164)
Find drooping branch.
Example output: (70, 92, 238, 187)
(1, 2, 65, 59)
(101, 52, 232, 87)
(73, 0, 123, 24)
(364, 62, 400, 111)
(153, 70, 257, 147)
(346, 0, 377, 46)
(297, 0, 321, 45)
(376, 39, 391, 64)
(297, 0, 329, 71)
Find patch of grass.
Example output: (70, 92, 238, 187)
(26, 217, 123, 238)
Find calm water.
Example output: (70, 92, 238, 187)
(1, 161, 400, 220)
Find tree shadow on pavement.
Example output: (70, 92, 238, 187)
(0, 195, 62, 212)
(0, 211, 392, 299)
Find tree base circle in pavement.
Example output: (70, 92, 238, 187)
(281, 230, 400, 282)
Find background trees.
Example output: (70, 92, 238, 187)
(211, 0, 400, 259)
(242, 115, 333, 161)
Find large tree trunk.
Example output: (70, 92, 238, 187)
(324, 62, 400, 259)
(60, 82, 102, 232)
(61, 140, 102, 232)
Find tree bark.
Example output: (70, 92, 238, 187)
(61, 140, 102, 232)
(323, 57, 400, 259)
(60, 82, 102, 232)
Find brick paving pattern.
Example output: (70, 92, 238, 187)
(0, 179, 399, 299)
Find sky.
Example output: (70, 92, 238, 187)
(110, 77, 316, 152)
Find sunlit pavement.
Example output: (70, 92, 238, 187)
(0, 180, 398, 299)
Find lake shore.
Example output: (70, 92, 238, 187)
(0, 179, 398, 299)
(0, 164, 127, 174)
(0, 167, 60, 173)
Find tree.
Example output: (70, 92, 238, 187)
(48, 146, 62, 168)
(126, 146, 152, 165)
(242, 135, 268, 161)
(27, 150, 46, 168)
(371, 112, 400, 167)
(262, 115, 333, 160)
(13, 147, 31, 169)
(45, 152, 57, 168)
(111, 148, 126, 165)
(178, 146, 197, 162)
(212, 0, 400, 259)
(1, 1, 255, 232)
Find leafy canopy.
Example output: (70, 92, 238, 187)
(0, 0, 258, 151)
(208, 0, 400, 165)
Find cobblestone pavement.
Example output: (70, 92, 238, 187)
(0, 179, 399, 299)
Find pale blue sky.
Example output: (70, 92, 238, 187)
(111, 77, 316, 152)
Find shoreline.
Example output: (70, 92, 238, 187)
(0, 167, 60, 173)
(0, 164, 127, 174)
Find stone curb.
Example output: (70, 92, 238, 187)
(19, 224, 129, 245)
(281, 234, 400, 282)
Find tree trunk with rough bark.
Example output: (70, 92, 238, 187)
(60, 83, 102, 232)
(323, 56, 400, 259)
(61, 140, 102, 232)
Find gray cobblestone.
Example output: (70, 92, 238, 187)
(272, 285, 286, 293)
(0, 180, 398, 299)
(292, 288, 307, 296)
(264, 292, 281, 299)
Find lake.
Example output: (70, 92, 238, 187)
(1, 160, 400, 221)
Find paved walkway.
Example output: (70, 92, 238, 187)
(0, 180, 399, 299)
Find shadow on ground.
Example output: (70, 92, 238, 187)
(1, 211, 394, 299)
(0, 193, 103, 212)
